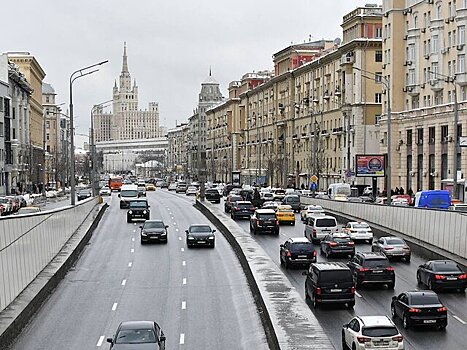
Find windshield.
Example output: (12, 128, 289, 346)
(386, 238, 405, 245)
(364, 259, 390, 268)
(258, 213, 276, 220)
(411, 293, 440, 305)
(353, 223, 369, 229)
(129, 201, 148, 208)
(144, 221, 165, 229)
(362, 327, 398, 337)
(238, 203, 254, 208)
(432, 262, 460, 273)
(319, 270, 352, 283)
(116, 329, 156, 344)
(290, 243, 313, 251)
(286, 196, 299, 202)
(121, 190, 138, 197)
(315, 218, 336, 227)
(332, 236, 351, 243)
(190, 225, 211, 232)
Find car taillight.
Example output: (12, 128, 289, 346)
(286, 251, 292, 257)
(384, 247, 394, 250)
(313, 251, 317, 256)
(437, 307, 447, 312)
(276, 220, 279, 225)
(392, 335, 404, 342)
(435, 274, 446, 280)
(458, 274, 467, 280)
(316, 287, 322, 295)
(256, 219, 260, 225)
(351, 286, 356, 294)
(386, 267, 395, 271)
(329, 242, 338, 247)
(359, 267, 370, 272)
(235, 208, 240, 211)
(348, 241, 354, 246)
(409, 308, 422, 313)
(312, 229, 317, 237)
(357, 336, 371, 344)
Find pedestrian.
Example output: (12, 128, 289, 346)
(301, 183, 305, 190)
(400, 187, 405, 195)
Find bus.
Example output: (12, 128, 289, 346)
(109, 176, 123, 192)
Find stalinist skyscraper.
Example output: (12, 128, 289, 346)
(93, 43, 161, 142)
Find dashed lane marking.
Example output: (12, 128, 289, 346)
(182, 261, 186, 266)
(112, 303, 118, 311)
(133, 229, 136, 233)
(179, 333, 185, 345)
(181, 248, 184, 252)
(453, 315, 467, 325)
(175, 228, 179, 232)
(96, 336, 105, 347)
(128, 262, 132, 267)
(181, 301, 186, 310)
(130, 248, 134, 253)
(131, 237, 135, 242)
(178, 237, 182, 241)
(121, 279, 126, 286)
(355, 291, 362, 298)
(182, 278, 187, 285)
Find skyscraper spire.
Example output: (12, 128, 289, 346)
(122, 42, 129, 73)
(209, 66, 212, 76)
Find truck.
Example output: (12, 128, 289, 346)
(109, 176, 123, 192)
(414, 190, 451, 209)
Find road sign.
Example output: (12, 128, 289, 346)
(311, 175, 318, 183)
(310, 183, 318, 191)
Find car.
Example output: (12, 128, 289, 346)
(271, 188, 286, 201)
(185, 224, 216, 248)
(107, 321, 166, 349)
(347, 252, 395, 289)
(119, 184, 139, 208)
(137, 184, 147, 197)
(99, 185, 111, 196)
(127, 199, 150, 222)
(276, 205, 295, 225)
(77, 188, 92, 201)
(175, 182, 188, 193)
(15, 206, 41, 215)
(250, 208, 279, 235)
(281, 194, 301, 212)
(159, 181, 168, 188)
(304, 215, 339, 243)
(416, 260, 467, 292)
(145, 183, 157, 191)
(0, 197, 13, 215)
(140, 220, 169, 244)
(304, 262, 355, 309)
(224, 194, 243, 213)
(391, 291, 447, 330)
(168, 182, 177, 191)
(372, 236, 411, 262)
(342, 316, 404, 350)
(262, 200, 279, 211)
(185, 185, 198, 196)
(205, 188, 221, 203)
(222, 184, 242, 196)
(344, 221, 373, 243)
(300, 204, 325, 221)
(239, 189, 254, 201)
(230, 201, 256, 220)
(261, 192, 274, 202)
(280, 237, 317, 268)
(320, 233, 355, 258)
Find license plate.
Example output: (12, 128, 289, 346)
(424, 319, 436, 324)
(330, 289, 342, 292)
(197, 241, 205, 244)
(447, 277, 457, 280)
(297, 255, 308, 258)
(373, 270, 383, 273)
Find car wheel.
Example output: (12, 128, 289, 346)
(416, 272, 422, 285)
(127, 217, 131, 223)
(371, 246, 375, 252)
(403, 314, 410, 329)
(428, 278, 435, 291)
(280, 255, 284, 266)
(391, 304, 397, 319)
(274, 229, 279, 235)
(284, 259, 289, 269)
(342, 332, 350, 350)
(405, 256, 411, 263)
(347, 301, 355, 309)
(438, 322, 447, 331)
(211, 242, 215, 248)
(312, 294, 319, 309)
(320, 246, 324, 255)
(186, 242, 191, 248)
(305, 286, 310, 300)
(140, 239, 145, 245)
(253, 228, 257, 235)
(387, 282, 395, 290)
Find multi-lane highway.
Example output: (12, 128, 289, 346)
(223, 200, 467, 350)
(9, 191, 266, 350)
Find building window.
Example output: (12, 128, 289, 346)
(375, 51, 382, 62)
(441, 125, 449, 141)
(417, 128, 424, 145)
(458, 54, 466, 73)
(432, 35, 439, 53)
(429, 127, 436, 144)
(375, 93, 382, 103)
(407, 129, 413, 146)
(0, 122, 3, 137)
(375, 72, 382, 83)
(376, 26, 382, 38)
(459, 26, 466, 45)
(408, 69, 416, 85)
(441, 153, 448, 179)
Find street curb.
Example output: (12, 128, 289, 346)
(195, 200, 336, 350)
(1, 203, 109, 349)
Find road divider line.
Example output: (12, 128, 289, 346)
(131, 237, 135, 242)
(121, 279, 126, 286)
(130, 248, 134, 253)
(182, 260, 186, 266)
(182, 278, 187, 285)
(96, 335, 105, 347)
(355, 291, 362, 298)
(181, 248, 184, 252)
(128, 262, 132, 267)
(175, 228, 179, 232)
(453, 315, 467, 325)
(179, 333, 185, 345)
(181, 301, 186, 310)
(173, 222, 177, 225)
(178, 237, 182, 241)
(112, 303, 118, 311)
(133, 229, 136, 233)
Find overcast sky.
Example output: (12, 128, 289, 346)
(4, 0, 380, 146)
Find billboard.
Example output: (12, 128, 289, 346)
(356, 154, 386, 177)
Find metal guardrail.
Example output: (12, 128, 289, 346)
(0, 198, 98, 312)
(301, 197, 467, 259)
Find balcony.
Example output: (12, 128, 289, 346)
(320, 130, 330, 138)
(456, 72, 467, 86)
(405, 84, 421, 96)
(340, 53, 355, 66)
(456, 7, 467, 20)
(428, 79, 443, 92)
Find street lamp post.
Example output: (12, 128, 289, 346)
(69, 60, 108, 205)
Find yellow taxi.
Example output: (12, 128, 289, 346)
(145, 183, 156, 191)
(276, 205, 295, 225)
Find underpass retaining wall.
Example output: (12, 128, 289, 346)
(301, 198, 467, 261)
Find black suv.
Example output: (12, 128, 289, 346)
(281, 195, 301, 212)
(127, 199, 150, 222)
(249, 209, 279, 235)
(224, 194, 243, 213)
(231, 201, 255, 220)
(304, 262, 355, 309)
(347, 252, 395, 289)
(280, 237, 316, 268)
(205, 189, 221, 203)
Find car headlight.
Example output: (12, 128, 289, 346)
(128, 210, 133, 214)
(141, 231, 147, 236)
(161, 232, 167, 235)
(208, 236, 214, 240)
(143, 210, 147, 214)
(188, 236, 195, 240)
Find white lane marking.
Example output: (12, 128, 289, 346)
(134, 223, 136, 226)
(175, 228, 179, 232)
(355, 291, 362, 298)
(121, 279, 127, 286)
(96, 335, 105, 347)
(133, 229, 136, 233)
(112, 303, 118, 311)
(171, 216, 174, 219)
(181, 301, 186, 310)
(179, 333, 185, 345)
(182, 260, 186, 266)
(173, 222, 177, 225)
(181, 248, 184, 252)
(453, 315, 467, 325)
(131, 237, 135, 242)
(128, 262, 132, 267)
(178, 237, 182, 241)
(182, 278, 187, 285)
(130, 248, 134, 253)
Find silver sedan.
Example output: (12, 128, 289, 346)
(372, 236, 411, 262)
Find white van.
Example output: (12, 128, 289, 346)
(327, 183, 351, 200)
(119, 184, 139, 209)
(304, 215, 339, 243)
